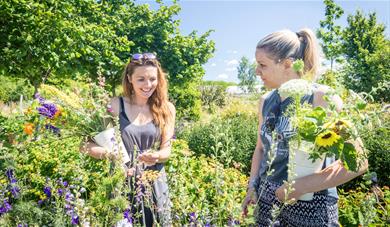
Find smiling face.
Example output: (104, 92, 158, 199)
(255, 49, 289, 89)
(128, 66, 158, 101)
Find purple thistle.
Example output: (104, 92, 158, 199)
(71, 215, 79, 225)
(37, 102, 57, 119)
(43, 186, 52, 198)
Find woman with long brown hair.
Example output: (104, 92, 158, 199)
(81, 53, 175, 226)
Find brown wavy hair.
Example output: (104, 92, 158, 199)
(122, 57, 172, 136)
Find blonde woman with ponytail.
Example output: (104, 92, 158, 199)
(242, 29, 367, 226)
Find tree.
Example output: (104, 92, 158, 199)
(0, 0, 216, 120)
(0, 0, 133, 95)
(341, 10, 389, 102)
(237, 56, 258, 93)
(317, 0, 344, 71)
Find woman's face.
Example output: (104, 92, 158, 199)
(129, 66, 158, 100)
(255, 49, 287, 89)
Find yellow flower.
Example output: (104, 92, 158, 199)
(315, 130, 341, 147)
(323, 119, 353, 136)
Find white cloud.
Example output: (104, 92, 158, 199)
(211, 63, 217, 67)
(232, 50, 238, 54)
(217, 73, 229, 79)
(226, 59, 239, 66)
(225, 67, 236, 72)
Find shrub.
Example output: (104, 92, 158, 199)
(199, 85, 229, 113)
(0, 75, 34, 103)
(166, 140, 253, 225)
(363, 106, 390, 187)
(338, 186, 390, 226)
(179, 101, 258, 174)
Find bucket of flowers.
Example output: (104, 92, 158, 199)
(278, 60, 367, 201)
(39, 77, 130, 165)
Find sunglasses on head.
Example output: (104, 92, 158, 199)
(131, 53, 156, 61)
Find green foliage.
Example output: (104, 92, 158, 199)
(179, 101, 258, 174)
(237, 56, 258, 94)
(362, 107, 390, 187)
(202, 80, 237, 89)
(317, 0, 344, 70)
(166, 140, 253, 225)
(338, 186, 390, 226)
(199, 85, 229, 113)
(0, 75, 34, 103)
(0, 0, 215, 120)
(342, 11, 390, 102)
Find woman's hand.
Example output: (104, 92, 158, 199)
(242, 187, 257, 217)
(126, 167, 136, 177)
(138, 151, 160, 166)
(275, 183, 303, 203)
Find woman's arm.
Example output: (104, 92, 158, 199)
(242, 96, 266, 216)
(80, 140, 112, 159)
(275, 87, 369, 201)
(79, 97, 120, 160)
(138, 102, 176, 165)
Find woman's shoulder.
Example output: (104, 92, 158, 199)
(166, 101, 176, 116)
(109, 97, 121, 117)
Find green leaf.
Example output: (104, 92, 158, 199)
(341, 142, 358, 172)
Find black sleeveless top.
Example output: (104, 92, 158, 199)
(118, 97, 171, 223)
(258, 86, 338, 198)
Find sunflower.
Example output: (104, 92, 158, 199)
(323, 119, 352, 136)
(315, 130, 341, 147)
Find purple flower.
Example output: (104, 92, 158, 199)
(5, 169, 17, 183)
(189, 212, 197, 223)
(10, 186, 20, 198)
(71, 215, 79, 225)
(43, 186, 52, 198)
(37, 102, 57, 119)
(63, 181, 68, 187)
(38, 200, 44, 205)
(0, 199, 12, 214)
(123, 208, 133, 223)
(57, 188, 64, 196)
(45, 124, 60, 135)
(65, 192, 74, 202)
(34, 93, 45, 104)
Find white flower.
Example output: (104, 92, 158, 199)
(279, 79, 312, 98)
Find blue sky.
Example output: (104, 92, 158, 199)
(140, 0, 390, 83)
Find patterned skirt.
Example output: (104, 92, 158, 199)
(255, 180, 339, 227)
